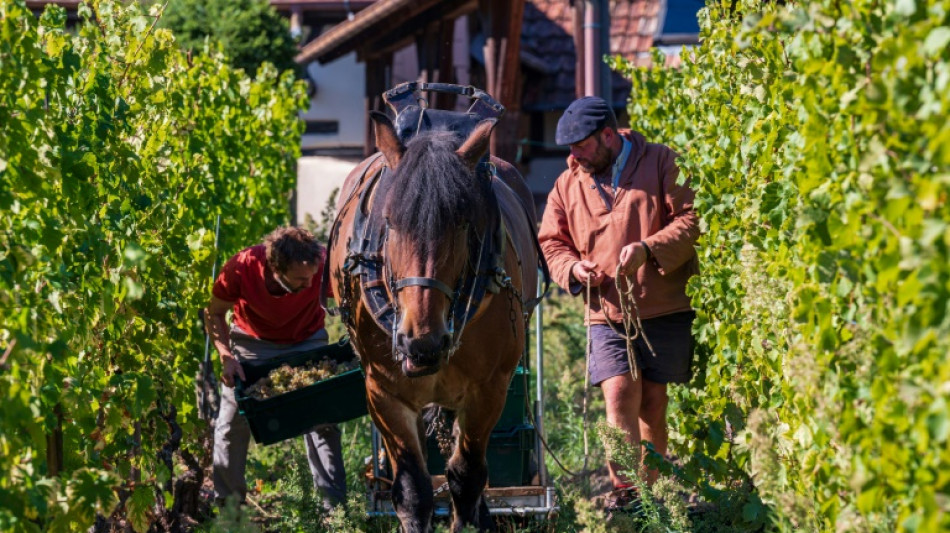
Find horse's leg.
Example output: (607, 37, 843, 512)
(446, 413, 497, 532)
(477, 494, 491, 526)
(374, 401, 433, 533)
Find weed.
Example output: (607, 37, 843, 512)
(197, 496, 261, 533)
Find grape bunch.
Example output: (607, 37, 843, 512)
(246, 357, 358, 400)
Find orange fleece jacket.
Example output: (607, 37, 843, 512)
(538, 130, 700, 323)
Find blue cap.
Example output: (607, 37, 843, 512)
(555, 96, 616, 145)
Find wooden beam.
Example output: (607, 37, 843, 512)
(405, 18, 457, 111)
(298, 0, 436, 64)
(479, 0, 525, 164)
(573, 0, 585, 100)
(364, 54, 391, 157)
(435, 19, 458, 110)
(269, 0, 373, 11)
(357, 0, 476, 63)
(416, 22, 439, 84)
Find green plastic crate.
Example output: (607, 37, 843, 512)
(485, 424, 536, 487)
(235, 339, 367, 445)
(425, 424, 535, 487)
(496, 365, 529, 429)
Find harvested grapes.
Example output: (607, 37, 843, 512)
(246, 357, 358, 400)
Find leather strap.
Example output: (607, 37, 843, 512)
(383, 81, 505, 116)
(392, 277, 455, 299)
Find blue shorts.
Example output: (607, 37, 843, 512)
(588, 311, 695, 386)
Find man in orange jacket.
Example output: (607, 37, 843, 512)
(538, 96, 700, 512)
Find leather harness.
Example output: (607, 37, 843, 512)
(339, 157, 510, 337)
(328, 82, 551, 339)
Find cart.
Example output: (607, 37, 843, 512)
(365, 288, 557, 518)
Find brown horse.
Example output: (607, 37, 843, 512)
(328, 112, 540, 532)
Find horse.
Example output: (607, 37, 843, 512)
(328, 111, 542, 532)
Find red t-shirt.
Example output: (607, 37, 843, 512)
(212, 244, 326, 344)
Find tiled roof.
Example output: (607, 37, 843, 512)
(521, 0, 674, 111)
(609, 0, 661, 65)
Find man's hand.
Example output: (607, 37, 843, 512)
(618, 242, 648, 276)
(572, 260, 605, 287)
(206, 295, 239, 386)
(220, 354, 246, 388)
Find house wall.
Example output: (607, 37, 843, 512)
(295, 155, 361, 227)
(296, 53, 366, 228)
(301, 53, 366, 150)
(522, 110, 568, 212)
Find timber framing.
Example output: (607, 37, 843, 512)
(295, 0, 477, 64)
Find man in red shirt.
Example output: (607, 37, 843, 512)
(205, 226, 346, 510)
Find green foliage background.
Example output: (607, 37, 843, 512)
(4, 0, 949, 530)
(0, 0, 307, 530)
(159, 0, 301, 77)
(609, 0, 950, 530)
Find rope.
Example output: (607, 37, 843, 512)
(597, 264, 658, 384)
(582, 275, 593, 480)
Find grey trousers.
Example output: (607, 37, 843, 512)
(213, 326, 347, 510)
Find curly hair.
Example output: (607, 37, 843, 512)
(263, 226, 324, 274)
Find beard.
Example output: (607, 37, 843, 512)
(574, 138, 613, 175)
(274, 274, 305, 294)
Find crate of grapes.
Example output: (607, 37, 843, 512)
(234, 338, 367, 445)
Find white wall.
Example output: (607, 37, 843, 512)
(301, 53, 366, 150)
(296, 156, 360, 226)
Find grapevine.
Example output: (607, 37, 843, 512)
(0, 0, 307, 530)
(610, 0, 950, 530)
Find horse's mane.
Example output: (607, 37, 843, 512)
(384, 130, 494, 254)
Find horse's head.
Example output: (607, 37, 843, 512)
(370, 112, 497, 377)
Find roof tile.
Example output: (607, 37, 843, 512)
(523, 0, 670, 109)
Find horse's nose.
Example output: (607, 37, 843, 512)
(407, 334, 444, 360)
(393, 328, 450, 377)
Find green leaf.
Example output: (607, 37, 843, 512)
(123, 277, 145, 301)
(65, 468, 119, 525)
(123, 243, 148, 267)
(742, 500, 764, 522)
(894, 0, 916, 16)
(126, 486, 153, 533)
(922, 27, 950, 57)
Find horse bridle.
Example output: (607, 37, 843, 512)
(382, 220, 486, 356)
(390, 277, 456, 300)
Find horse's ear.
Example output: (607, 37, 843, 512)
(370, 111, 404, 167)
(456, 118, 498, 169)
